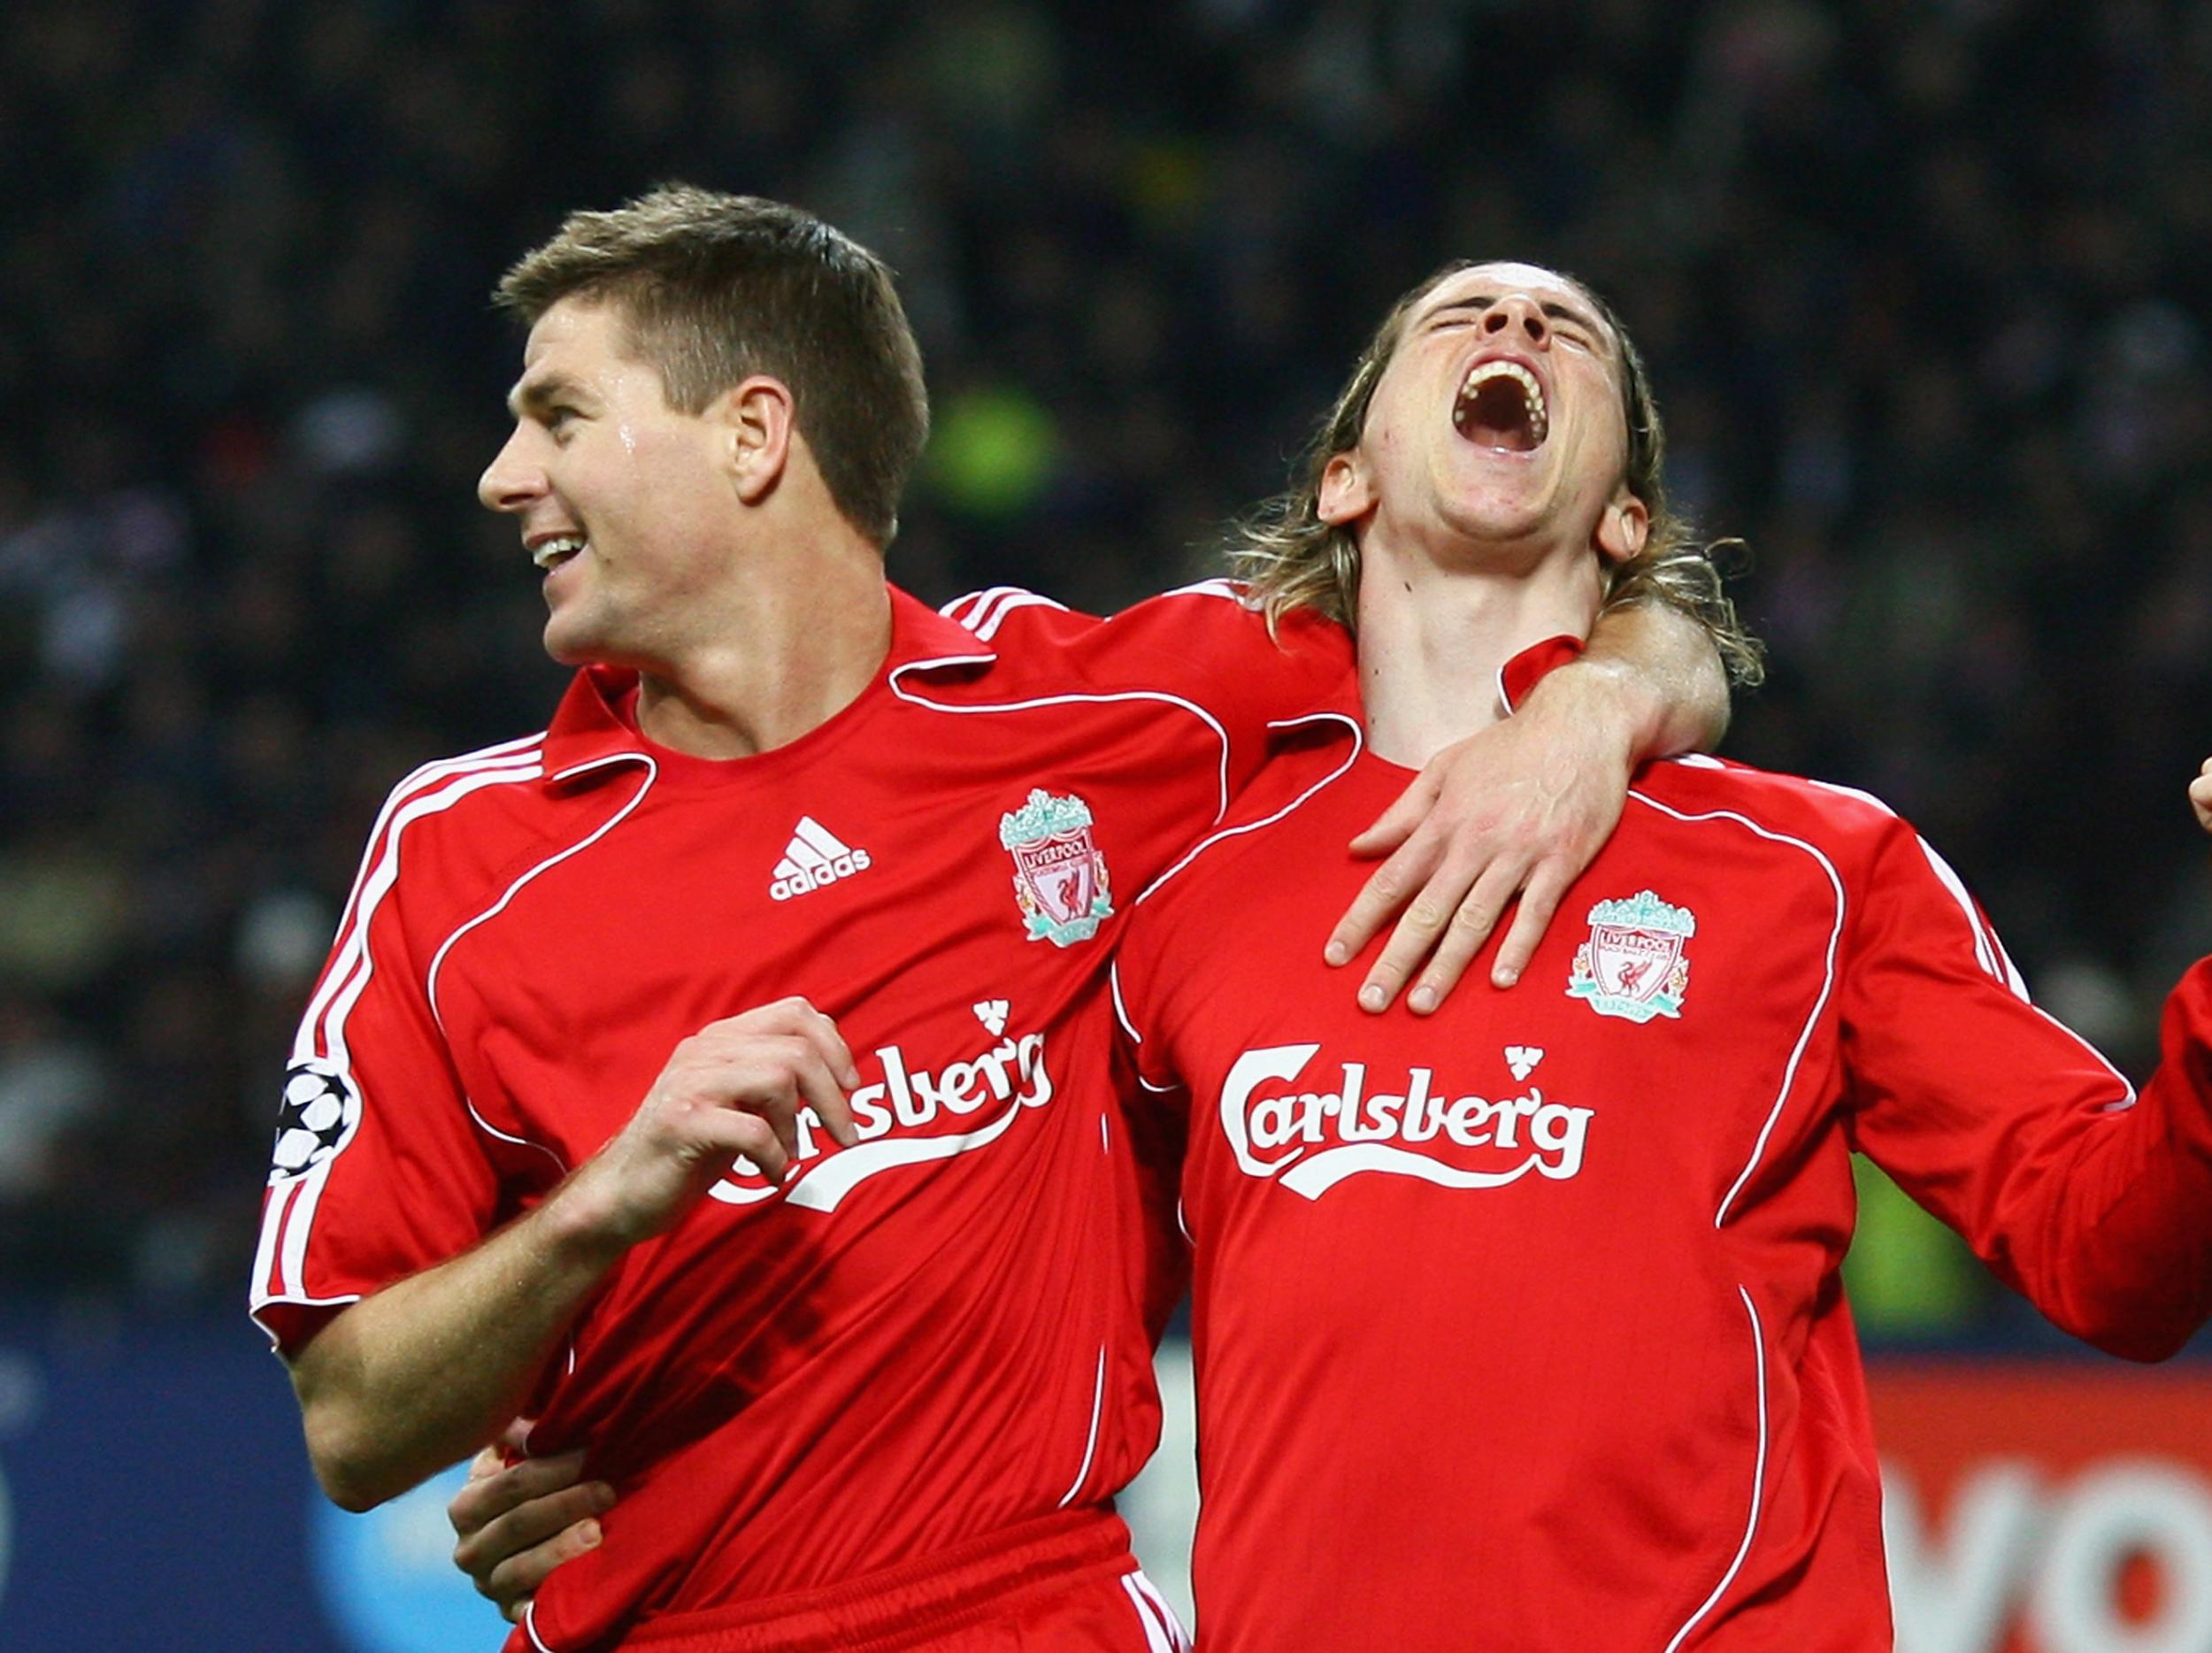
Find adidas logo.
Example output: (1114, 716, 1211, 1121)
(770, 817, 872, 902)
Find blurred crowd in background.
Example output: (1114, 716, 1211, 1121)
(3, 0, 2208, 1348)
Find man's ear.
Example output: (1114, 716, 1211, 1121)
(1317, 450, 1372, 526)
(717, 376, 796, 505)
(1595, 487, 1649, 564)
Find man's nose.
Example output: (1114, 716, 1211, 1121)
(479, 430, 543, 512)
(1480, 297, 1549, 347)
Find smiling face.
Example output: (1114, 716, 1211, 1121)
(478, 296, 747, 670)
(1319, 262, 1648, 569)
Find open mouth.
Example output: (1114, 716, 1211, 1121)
(1453, 360, 1548, 452)
(532, 534, 587, 573)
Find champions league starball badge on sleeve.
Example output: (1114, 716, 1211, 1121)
(999, 788, 1114, 947)
(1566, 889, 1694, 1023)
(269, 1058, 364, 1181)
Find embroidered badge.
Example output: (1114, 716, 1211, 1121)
(1566, 890, 1694, 1023)
(999, 788, 1114, 947)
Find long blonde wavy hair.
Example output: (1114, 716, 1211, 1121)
(1229, 261, 1765, 686)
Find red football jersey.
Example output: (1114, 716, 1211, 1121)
(1111, 640, 2212, 1653)
(250, 582, 1348, 1652)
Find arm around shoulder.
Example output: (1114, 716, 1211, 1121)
(1561, 599, 1733, 765)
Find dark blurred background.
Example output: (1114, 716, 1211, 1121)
(4, 0, 2210, 1349)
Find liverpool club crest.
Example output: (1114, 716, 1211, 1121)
(1566, 889, 1694, 1023)
(999, 788, 1114, 947)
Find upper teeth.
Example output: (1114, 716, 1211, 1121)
(1456, 360, 1548, 442)
(533, 535, 586, 569)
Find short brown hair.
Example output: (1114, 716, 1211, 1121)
(496, 184, 929, 547)
(1229, 260, 1765, 686)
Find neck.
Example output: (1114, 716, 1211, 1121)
(1353, 533, 1602, 765)
(634, 523, 893, 758)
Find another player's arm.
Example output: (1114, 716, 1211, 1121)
(288, 999, 859, 1511)
(1841, 761, 2212, 1361)
(1332, 600, 1730, 1011)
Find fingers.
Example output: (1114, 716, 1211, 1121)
(715, 998, 859, 1148)
(687, 1102, 794, 1185)
(1486, 863, 1572, 993)
(464, 1442, 507, 1488)
(2193, 758, 2212, 833)
(449, 1449, 588, 1541)
(1326, 831, 1444, 976)
(450, 1466, 614, 1620)
(1347, 770, 1440, 857)
(1402, 860, 1531, 1012)
(785, 1003, 859, 1147)
(1360, 850, 1525, 1014)
(484, 1508, 608, 1622)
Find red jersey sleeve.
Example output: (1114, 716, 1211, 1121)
(249, 762, 507, 1353)
(1839, 818, 2212, 1360)
(945, 580, 1355, 798)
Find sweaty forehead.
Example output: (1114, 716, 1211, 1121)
(522, 294, 626, 367)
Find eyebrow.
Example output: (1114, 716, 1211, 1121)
(506, 373, 590, 420)
(1421, 295, 1614, 352)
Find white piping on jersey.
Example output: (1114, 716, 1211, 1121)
(426, 754, 658, 1034)
(1665, 1286, 1769, 1653)
(939, 584, 1071, 639)
(249, 1176, 364, 1344)
(1133, 1570, 1194, 1651)
(1932, 858, 2135, 1108)
(887, 660, 1245, 825)
(275, 1158, 334, 1306)
(1807, 783, 2135, 1107)
(1057, 1342, 1109, 1509)
(938, 585, 1021, 627)
(1623, 789, 1849, 1229)
(318, 734, 544, 973)
(1112, 712, 1361, 1093)
(1131, 712, 1365, 906)
(249, 1290, 363, 1348)
(1918, 839, 2021, 994)
(1109, 959, 1142, 1045)
(1100, 1112, 1110, 1152)
(295, 742, 547, 1072)
(1815, 779, 2015, 989)
(971, 591, 1068, 640)
(258, 742, 548, 1319)
(466, 1102, 572, 1176)
(522, 1598, 557, 1653)
(1123, 1571, 1193, 1652)
(1158, 576, 1248, 604)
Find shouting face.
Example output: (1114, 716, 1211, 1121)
(1321, 262, 1648, 569)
